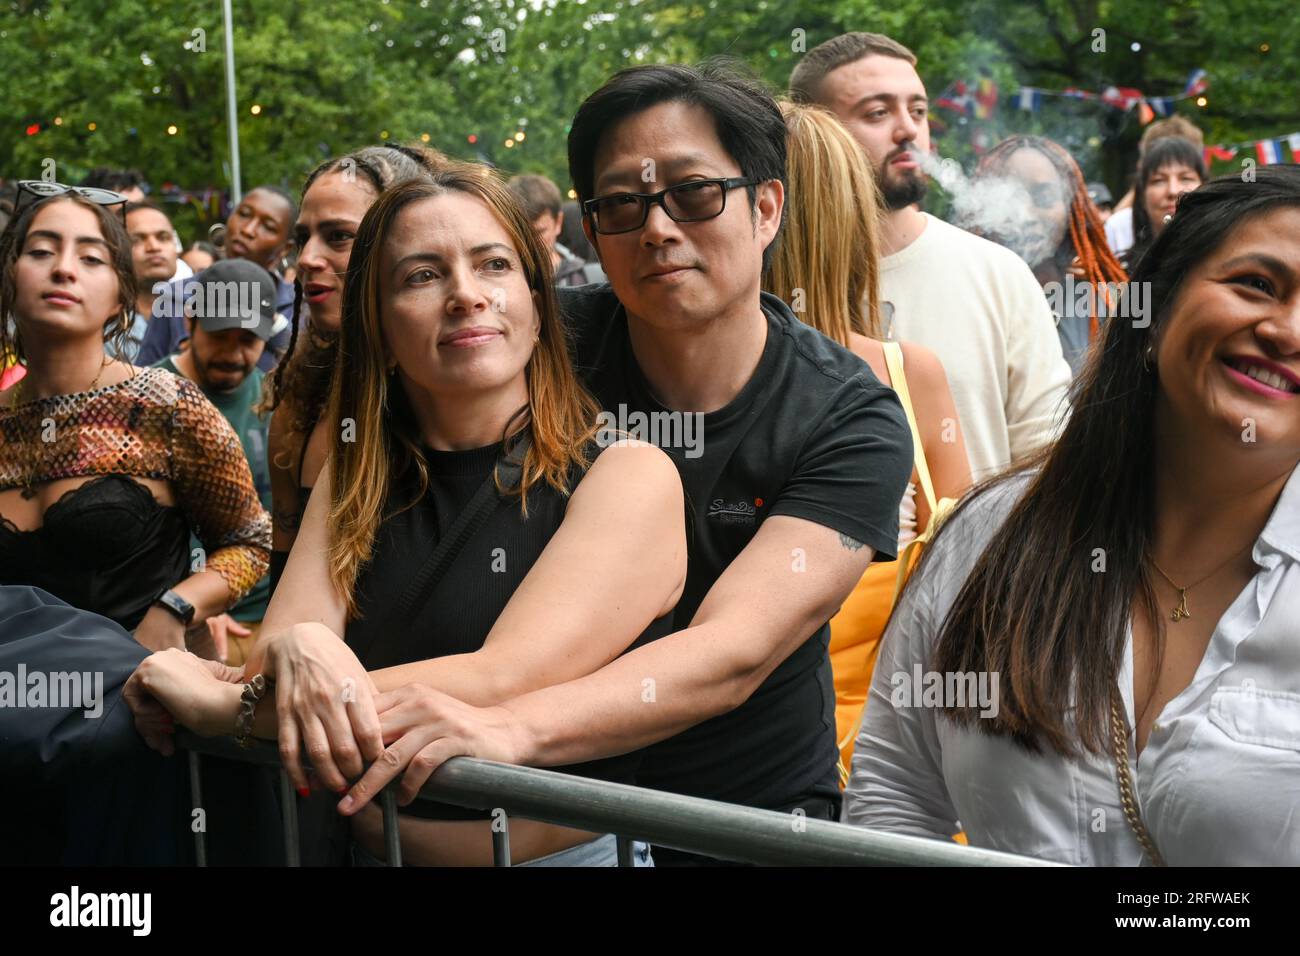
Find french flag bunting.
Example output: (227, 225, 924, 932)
(1017, 87, 1042, 111)
(1256, 138, 1284, 165)
(1149, 97, 1175, 117)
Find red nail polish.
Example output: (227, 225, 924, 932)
(297, 787, 310, 798)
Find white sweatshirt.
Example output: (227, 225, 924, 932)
(879, 213, 1072, 479)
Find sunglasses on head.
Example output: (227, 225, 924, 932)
(14, 180, 130, 227)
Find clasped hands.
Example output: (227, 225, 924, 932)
(123, 622, 522, 815)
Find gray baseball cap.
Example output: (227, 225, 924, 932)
(187, 259, 282, 340)
(1086, 182, 1114, 208)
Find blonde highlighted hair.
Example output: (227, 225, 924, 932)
(765, 100, 885, 345)
(326, 165, 602, 615)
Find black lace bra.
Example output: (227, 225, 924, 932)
(0, 475, 190, 630)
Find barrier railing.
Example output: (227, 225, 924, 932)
(176, 730, 1059, 867)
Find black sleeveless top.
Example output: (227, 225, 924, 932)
(0, 475, 189, 630)
(346, 434, 674, 820)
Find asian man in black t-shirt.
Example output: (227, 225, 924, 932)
(339, 61, 913, 864)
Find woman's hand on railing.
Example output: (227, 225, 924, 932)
(336, 682, 523, 816)
(124, 648, 247, 756)
(260, 622, 384, 796)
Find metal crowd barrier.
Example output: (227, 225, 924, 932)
(175, 730, 1057, 867)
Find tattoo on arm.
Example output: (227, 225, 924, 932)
(838, 532, 865, 552)
(274, 507, 302, 533)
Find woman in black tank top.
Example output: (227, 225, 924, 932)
(127, 166, 686, 866)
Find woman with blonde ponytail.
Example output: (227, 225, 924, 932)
(765, 101, 972, 784)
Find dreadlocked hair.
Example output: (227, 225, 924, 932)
(976, 135, 1127, 342)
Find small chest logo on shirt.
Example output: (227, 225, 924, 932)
(707, 497, 762, 526)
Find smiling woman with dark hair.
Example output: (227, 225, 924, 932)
(846, 165, 1300, 866)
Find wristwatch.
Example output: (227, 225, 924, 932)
(153, 589, 196, 627)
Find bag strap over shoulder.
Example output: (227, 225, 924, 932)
(348, 432, 531, 667)
(881, 341, 937, 514)
(838, 347, 960, 787)
(393, 432, 530, 625)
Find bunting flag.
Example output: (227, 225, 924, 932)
(1017, 87, 1044, 111)
(936, 80, 974, 115)
(1101, 86, 1146, 111)
(937, 70, 1211, 123)
(1148, 97, 1176, 117)
(935, 67, 1291, 170)
(1183, 69, 1210, 97)
(973, 77, 999, 119)
(1256, 139, 1287, 165)
(1202, 133, 1300, 168)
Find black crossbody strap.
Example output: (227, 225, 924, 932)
(390, 433, 530, 626)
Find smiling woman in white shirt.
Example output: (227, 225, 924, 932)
(844, 165, 1300, 866)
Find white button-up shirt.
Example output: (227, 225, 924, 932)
(844, 468, 1300, 866)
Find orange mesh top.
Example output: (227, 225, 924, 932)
(0, 366, 271, 605)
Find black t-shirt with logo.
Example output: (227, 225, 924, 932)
(559, 284, 913, 810)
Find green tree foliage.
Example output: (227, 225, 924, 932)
(5, 0, 1296, 239)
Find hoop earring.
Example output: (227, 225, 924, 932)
(1143, 345, 1156, 371)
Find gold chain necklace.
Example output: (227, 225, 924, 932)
(1110, 696, 1166, 866)
(12, 359, 110, 499)
(1148, 540, 1254, 623)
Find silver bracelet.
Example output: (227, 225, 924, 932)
(235, 673, 274, 748)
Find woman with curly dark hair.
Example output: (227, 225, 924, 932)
(260, 145, 446, 600)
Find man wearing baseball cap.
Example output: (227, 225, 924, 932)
(1086, 182, 1114, 223)
(153, 259, 286, 662)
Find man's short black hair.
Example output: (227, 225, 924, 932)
(245, 184, 298, 231)
(82, 167, 146, 193)
(567, 58, 787, 268)
(124, 200, 171, 223)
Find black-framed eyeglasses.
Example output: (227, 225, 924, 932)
(582, 177, 762, 235)
(14, 180, 129, 226)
